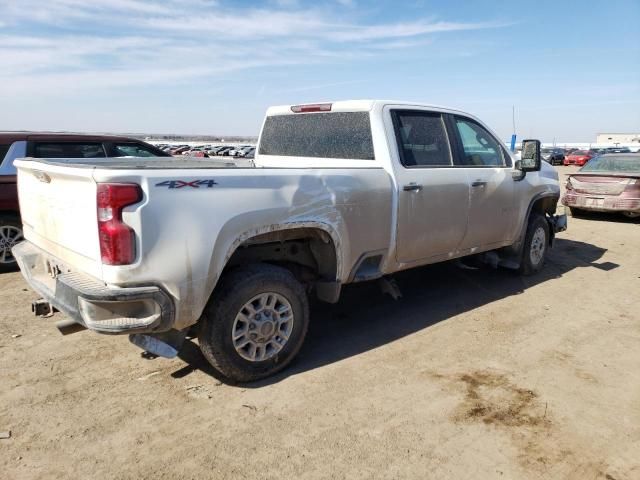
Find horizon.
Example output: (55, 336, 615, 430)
(1, 0, 638, 142)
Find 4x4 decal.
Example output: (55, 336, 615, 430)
(155, 179, 218, 189)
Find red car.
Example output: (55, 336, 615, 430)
(562, 153, 640, 218)
(563, 149, 597, 166)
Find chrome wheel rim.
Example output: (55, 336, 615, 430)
(0, 226, 22, 265)
(232, 292, 294, 362)
(529, 226, 546, 266)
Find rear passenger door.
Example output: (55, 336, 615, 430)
(389, 109, 470, 264)
(449, 116, 515, 249)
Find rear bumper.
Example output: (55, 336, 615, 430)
(12, 241, 175, 334)
(562, 193, 640, 213)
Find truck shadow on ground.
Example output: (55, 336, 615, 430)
(173, 237, 611, 386)
(572, 212, 640, 225)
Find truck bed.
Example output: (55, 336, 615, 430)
(21, 156, 254, 170)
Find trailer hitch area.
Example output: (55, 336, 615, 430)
(32, 299, 57, 318)
(129, 329, 187, 359)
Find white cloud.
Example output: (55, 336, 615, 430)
(0, 1, 510, 97)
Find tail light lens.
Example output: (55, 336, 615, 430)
(97, 183, 142, 265)
(566, 178, 573, 190)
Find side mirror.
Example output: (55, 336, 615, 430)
(519, 139, 541, 172)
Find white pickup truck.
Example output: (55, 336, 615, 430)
(13, 100, 566, 382)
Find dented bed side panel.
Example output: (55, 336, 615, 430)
(92, 166, 393, 330)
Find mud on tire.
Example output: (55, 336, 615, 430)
(198, 263, 309, 383)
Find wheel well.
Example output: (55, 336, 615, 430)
(225, 228, 338, 284)
(530, 196, 558, 216)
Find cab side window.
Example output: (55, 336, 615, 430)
(0, 144, 10, 167)
(454, 117, 505, 167)
(392, 111, 453, 167)
(34, 143, 106, 158)
(113, 143, 159, 157)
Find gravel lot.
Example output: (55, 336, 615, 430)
(1, 166, 638, 480)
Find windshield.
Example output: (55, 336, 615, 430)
(580, 155, 640, 173)
(572, 150, 588, 155)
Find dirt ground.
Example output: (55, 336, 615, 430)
(1, 166, 639, 480)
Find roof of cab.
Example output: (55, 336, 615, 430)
(266, 99, 470, 116)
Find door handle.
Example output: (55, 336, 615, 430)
(403, 183, 422, 192)
(471, 181, 487, 187)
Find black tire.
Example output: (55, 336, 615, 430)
(0, 215, 22, 273)
(569, 207, 584, 217)
(198, 263, 309, 382)
(518, 214, 549, 276)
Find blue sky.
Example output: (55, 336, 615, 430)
(0, 0, 638, 141)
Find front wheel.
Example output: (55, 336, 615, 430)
(518, 214, 549, 276)
(198, 264, 309, 382)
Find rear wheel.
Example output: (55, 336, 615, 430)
(198, 264, 309, 382)
(622, 211, 640, 219)
(0, 216, 22, 273)
(518, 214, 549, 276)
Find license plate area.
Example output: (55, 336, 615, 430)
(585, 197, 604, 207)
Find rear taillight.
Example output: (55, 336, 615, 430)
(97, 183, 142, 265)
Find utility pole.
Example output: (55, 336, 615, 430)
(510, 105, 517, 152)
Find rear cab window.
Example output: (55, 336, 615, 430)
(259, 112, 375, 160)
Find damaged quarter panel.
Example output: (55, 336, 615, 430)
(92, 166, 392, 330)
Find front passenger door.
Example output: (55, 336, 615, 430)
(451, 116, 516, 250)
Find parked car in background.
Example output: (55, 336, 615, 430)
(599, 147, 631, 154)
(229, 145, 255, 157)
(188, 149, 209, 158)
(0, 133, 170, 271)
(205, 146, 226, 156)
(562, 153, 640, 218)
(216, 146, 235, 156)
(183, 146, 209, 156)
(170, 146, 190, 155)
(564, 149, 598, 166)
(541, 147, 565, 166)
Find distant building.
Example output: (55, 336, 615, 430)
(596, 133, 640, 144)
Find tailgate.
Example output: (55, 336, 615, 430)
(15, 159, 102, 279)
